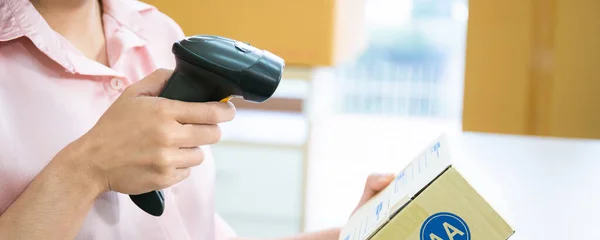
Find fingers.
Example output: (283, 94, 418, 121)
(170, 101, 236, 125)
(366, 173, 395, 192)
(125, 68, 173, 97)
(160, 168, 191, 189)
(164, 124, 222, 147)
(125, 68, 236, 125)
(173, 147, 206, 169)
(178, 124, 222, 147)
(149, 148, 203, 189)
(359, 173, 395, 203)
(156, 147, 205, 170)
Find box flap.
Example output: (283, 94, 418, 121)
(339, 133, 452, 240)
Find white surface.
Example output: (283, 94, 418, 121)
(211, 143, 305, 238)
(213, 109, 309, 237)
(213, 109, 600, 239)
(304, 115, 600, 240)
(271, 78, 310, 99)
(219, 109, 308, 146)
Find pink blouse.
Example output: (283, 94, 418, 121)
(0, 0, 236, 239)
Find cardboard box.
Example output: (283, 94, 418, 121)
(143, 0, 368, 67)
(462, 0, 600, 140)
(339, 134, 514, 240)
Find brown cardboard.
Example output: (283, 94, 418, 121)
(462, 0, 600, 139)
(142, 0, 368, 67)
(371, 167, 514, 240)
(339, 134, 514, 240)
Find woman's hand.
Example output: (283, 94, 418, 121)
(54, 69, 236, 196)
(351, 173, 395, 215)
(0, 68, 236, 240)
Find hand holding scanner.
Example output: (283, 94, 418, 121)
(129, 35, 285, 216)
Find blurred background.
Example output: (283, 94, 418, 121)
(144, 0, 599, 239)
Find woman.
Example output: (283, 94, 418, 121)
(0, 0, 394, 239)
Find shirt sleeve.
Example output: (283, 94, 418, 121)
(214, 212, 237, 240)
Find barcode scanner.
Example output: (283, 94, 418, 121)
(129, 35, 285, 216)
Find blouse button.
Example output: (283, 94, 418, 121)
(110, 78, 124, 91)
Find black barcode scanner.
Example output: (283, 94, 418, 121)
(129, 35, 285, 217)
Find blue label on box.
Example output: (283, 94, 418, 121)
(420, 212, 471, 240)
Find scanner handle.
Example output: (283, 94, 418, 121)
(129, 61, 232, 217)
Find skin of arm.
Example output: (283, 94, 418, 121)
(0, 143, 105, 240)
(0, 3, 111, 237)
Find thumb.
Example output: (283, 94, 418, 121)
(366, 173, 395, 192)
(359, 173, 395, 204)
(125, 68, 173, 97)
